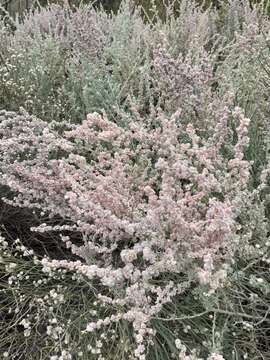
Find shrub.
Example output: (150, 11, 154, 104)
(0, 1, 153, 122)
(0, 91, 265, 358)
(1, 1, 270, 359)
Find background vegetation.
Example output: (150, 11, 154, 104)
(1, 0, 270, 19)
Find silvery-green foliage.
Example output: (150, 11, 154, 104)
(0, 35, 69, 121)
(217, 0, 269, 43)
(14, 3, 111, 60)
(152, 0, 218, 57)
(63, 58, 123, 120)
(217, 19, 270, 185)
(0, 1, 154, 122)
(62, 1, 153, 121)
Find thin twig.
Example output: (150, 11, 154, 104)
(153, 308, 269, 322)
(153, 310, 209, 322)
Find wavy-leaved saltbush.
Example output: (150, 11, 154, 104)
(1, 1, 270, 359)
(0, 95, 269, 359)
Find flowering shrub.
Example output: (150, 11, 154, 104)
(0, 94, 265, 358)
(1, 1, 270, 359)
(14, 4, 110, 59)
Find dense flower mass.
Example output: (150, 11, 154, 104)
(0, 100, 258, 357)
(1, 1, 270, 359)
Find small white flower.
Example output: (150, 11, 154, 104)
(50, 356, 58, 360)
(175, 338, 182, 350)
(24, 329, 31, 337)
(207, 353, 225, 360)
